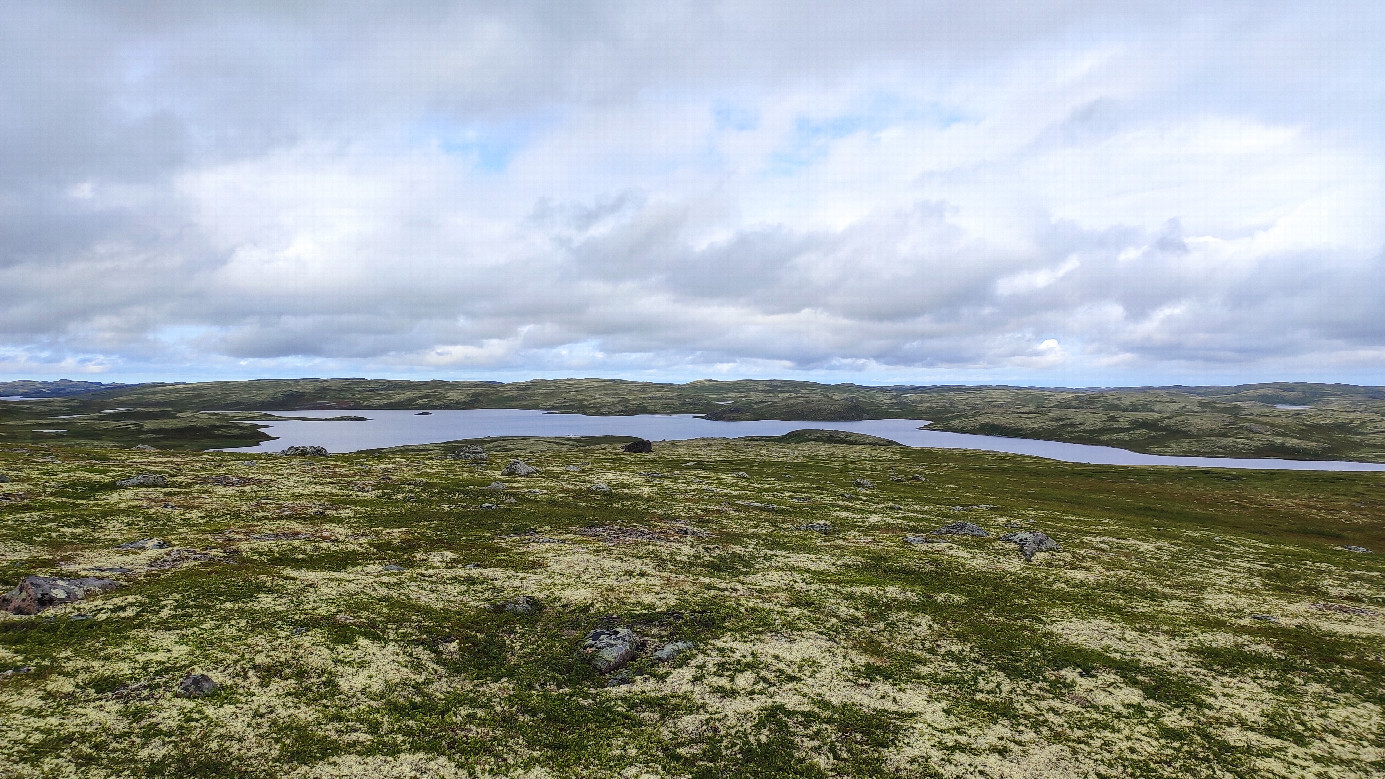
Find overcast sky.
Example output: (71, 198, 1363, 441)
(1, 1, 1382, 386)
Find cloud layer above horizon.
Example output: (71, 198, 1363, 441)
(2, 1, 1382, 385)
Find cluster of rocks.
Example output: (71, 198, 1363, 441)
(282, 446, 329, 457)
(901, 521, 1062, 562)
(852, 478, 874, 489)
(176, 673, 219, 699)
(449, 445, 488, 462)
(580, 627, 696, 682)
(933, 521, 989, 537)
(798, 522, 833, 533)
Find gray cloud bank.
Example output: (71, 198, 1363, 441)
(1, 1, 1382, 384)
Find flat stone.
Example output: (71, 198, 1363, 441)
(999, 531, 1061, 561)
(934, 521, 989, 538)
(115, 474, 167, 488)
(117, 538, 169, 551)
(1, 575, 120, 615)
(652, 641, 696, 662)
(176, 673, 219, 698)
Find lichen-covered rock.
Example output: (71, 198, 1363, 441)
(501, 460, 539, 476)
(652, 641, 695, 662)
(115, 474, 168, 488)
(798, 522, 833, 533)
(1000, 531, 1061, 561)
(853, 478, 874, 488)
(176, 674, 219, 698)
(117, 538, 169, 551)
(1, 575, 120, 615)
(622, 439, 653, 453)
(583, 627, 641, 673)
(934, 521, 989, 538)
(282, 446, 329, 457)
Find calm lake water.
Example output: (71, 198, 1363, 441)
(216, 409, 1385, 471)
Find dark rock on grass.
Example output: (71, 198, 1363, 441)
(117, 538, 170, 551)
(0, 492, 27, 502)
(1000, 531, 1061, 561)
(0, 474, 10, 483)
(622, 438, 654, 453)
(282, 445, 329, 457)
(494, 595, 542, 615)
(1, 576, 120, 615)
(904, 535, 945, 545)
(501, 460, 539, 476)
(853, 478, 874, 489)
(449, 445, 489, 462)
(934, 521, 989, 538)
(381, 564, 405, 572)
(1342, 545, 1374, 554)
(115, 474, 168, 488)
(798, 522, 833, 533)
(583, 627, 642, 673)
(176, 674, 219, 699)
(589, 482, 612, 493)
(653, 641, 696, 662)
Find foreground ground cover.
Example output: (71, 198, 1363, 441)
(0, 436, 1381, 777)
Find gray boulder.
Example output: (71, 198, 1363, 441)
(282, 446, 329, 457)
(176, 674, 219, 698)
(449, 445, 488, 462)
(1, 576, 120, 615)
(501, 460, 539, 477)
(934, 521, 989, 538)
(589, 482, 612, 493)
(1000, 531, 1061, 561)
(115, 474, 168, 488)
(583, 627, 642, 673)
(622, 439, 653, 453)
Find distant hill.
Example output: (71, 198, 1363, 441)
(0, 379, 143, 398)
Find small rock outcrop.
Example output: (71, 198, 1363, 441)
(798, 522, 833, 533)
(115, 474, 168, 488)
(282, 446, 329, 457)
(589, 482, 612, 493)
(1000, 531, 1061, 561)
(853, 478, 874, 489)
(176, 674, 219, 698)
(904, 535, 942, 545)
(131, 444, 159, 452)
(1, 576, 120, 615)
(495, 595, 541, 615)
(583, 627, 642, 673)
(622, 439, 653, 453)
(501, 460, 539, 476)
(449, 446, 489, 462)
(1342, 545, 1374, 554)
(117, 538, 170, 551)
(934, 521, 989, 538)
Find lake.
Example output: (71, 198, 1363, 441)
(216, 409, 1385, 471)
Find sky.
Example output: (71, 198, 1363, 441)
(1, 1, 1382, 387)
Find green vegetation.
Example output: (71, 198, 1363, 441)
(0, 434, 1381, 777)
(4, 378, 1384, 461)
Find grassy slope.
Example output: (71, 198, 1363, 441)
(0, 438, 1381, 777)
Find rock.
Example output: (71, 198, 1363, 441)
(853, 478, 874, 489)
(501, 460, 539, 477)
(731, 471, 750, 479)
(464, 563, 481, 569)
(583, 627, 642, 673)
(798, 522, 833, 533)
(381, 564, 405, 572)
(934, 521, 990, 538)
(176, 674, 219, 698)
(1000, 531, 1061, 561)
(495, 595, 541, 615)
(0, 474, 11, 483)
(485, 481, 507, 491)
(565, 465, 583, 472)
(146, 548, 214, 570)
(589, 482, 612, 493)
(115, 474, 168, 488)
(0, 667, 33, 678)
(652, 641, 696, 662)
(1343, 545, 1374, 554)
(449, 445, 489, 462)
(622, 439, 653, 453)
(480, 502, 499, 510)
(0, 575, 120, 615)
(131, 444, 158, 451)
(282, 445, 329, 457)
(117, 538, 170, 551)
